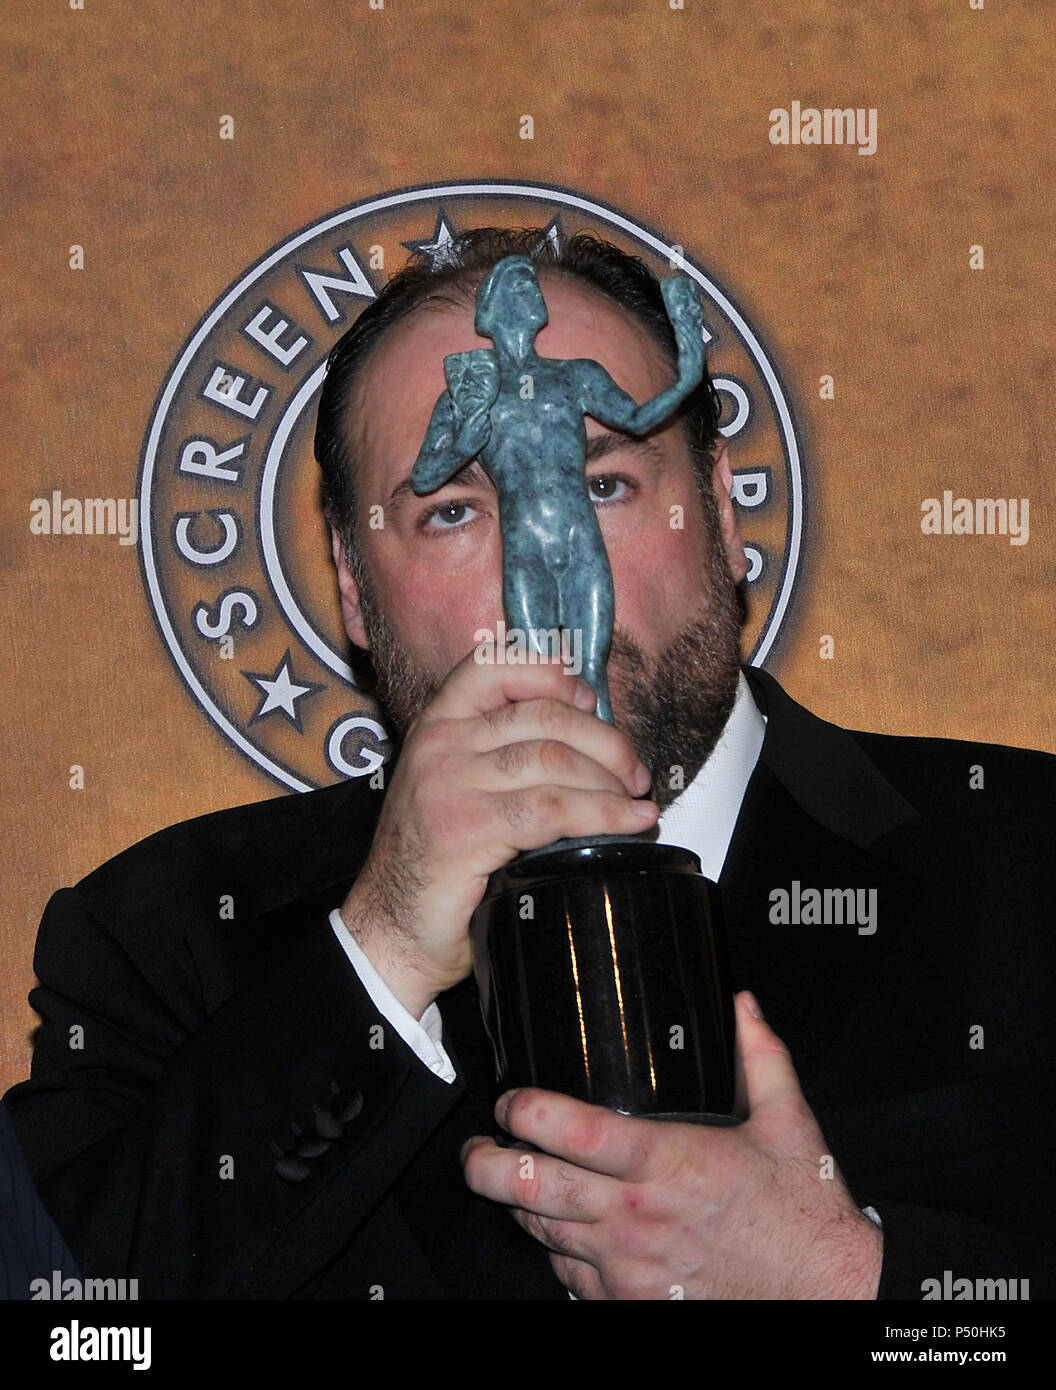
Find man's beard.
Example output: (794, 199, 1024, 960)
(351, 517, 744, 813)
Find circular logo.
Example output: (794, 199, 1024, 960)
(139, 180, 805, 792)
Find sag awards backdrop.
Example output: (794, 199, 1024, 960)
(0, 2, 1052, 1095)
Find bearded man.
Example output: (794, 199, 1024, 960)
(5, 228, 1054, 1301)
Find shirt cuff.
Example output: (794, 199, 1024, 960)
(328, 908, 456, 1084)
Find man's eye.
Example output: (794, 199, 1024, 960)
(588, 474, 633, 503)
(420, 499, 479, 532)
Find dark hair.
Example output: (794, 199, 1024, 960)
(314, 226, 723, 572)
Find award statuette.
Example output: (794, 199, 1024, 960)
(411, 256, 739, 1122)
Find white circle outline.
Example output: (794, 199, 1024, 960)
(140, 181, 803, 792)
(714, 377, 751, 439)
(258, 363, 354, 682)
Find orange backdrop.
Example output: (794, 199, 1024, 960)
(1, 0, 1052, 1092)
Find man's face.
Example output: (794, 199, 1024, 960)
(335, 272, 746, 806)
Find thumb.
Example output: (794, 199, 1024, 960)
(735, 991, 806, 1121)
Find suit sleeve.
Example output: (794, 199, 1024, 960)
(871, 1200, 1056, 1300)
(329, 911, 456, 1082)
(836, 1060, 1056, 1300)
(0, 1103, 81, 1298)
(4, 885, 464, 1298)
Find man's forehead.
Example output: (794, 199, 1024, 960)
(372, 270, 662, 377)
(349, 270, 673, 480)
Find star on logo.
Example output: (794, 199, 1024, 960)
(402, 211, 463, 268)
(402, 212, 564, 269)
(243, 651, 323, 732)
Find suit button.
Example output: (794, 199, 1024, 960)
(275, 1155, 311, 1183)
(334, 1089, 364, 1124)
(312, 1104, 343, 1141)
(295, 1135, 331, 1158)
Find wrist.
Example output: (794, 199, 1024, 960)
(840, 1209, 884, 1300)
(338, 886, 442, 1020)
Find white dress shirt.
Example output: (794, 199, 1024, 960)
(329, 671, 767, 1081)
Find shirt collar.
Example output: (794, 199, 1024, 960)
(654, 669, 767, 881)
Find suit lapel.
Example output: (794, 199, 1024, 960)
(721, 670, 926, 1100)
(255, 774, 386, 912)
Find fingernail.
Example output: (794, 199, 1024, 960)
(496, 1090, 517, 1127)
(632, 799, 659, 819)
(634, 764, 652, 794)
(744, 992, 764, 1020)
(573, 680, 596, 711)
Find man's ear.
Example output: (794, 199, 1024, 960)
(330, 526, 369, 650)
(711, 441, 748, 584)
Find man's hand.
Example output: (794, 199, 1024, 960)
(461, 992, 883, 1299)
(340, 649, 657, 1018)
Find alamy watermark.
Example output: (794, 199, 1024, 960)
(920, 492, 1029, 545)
(49, 1320, 151, 1370)
(29, 491, 138, 545)
(31, 1271, 138, 1300)
(921, 1271, 1029, 1300)
(769, 881, 877, 935)
(473, 619, 583, 675)
(769, 102, 877, 156)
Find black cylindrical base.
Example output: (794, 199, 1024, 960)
(470, 839, 738, 1121)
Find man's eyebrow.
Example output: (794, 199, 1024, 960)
(584, 433, 666, 469)
(385, 434, 663, 514)
(387, 458, 492, 513)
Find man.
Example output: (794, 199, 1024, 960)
(5, 228, 1055, 1300)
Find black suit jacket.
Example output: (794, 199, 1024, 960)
(5, 669, 1055, 1298)
(0, 1103, 80, 1300)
